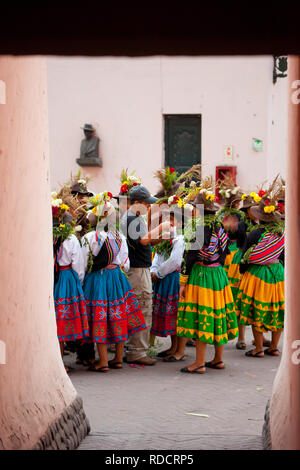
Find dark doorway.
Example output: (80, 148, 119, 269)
(164, 114, 201, 175)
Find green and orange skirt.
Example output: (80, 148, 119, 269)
(177, 263, 239, 345)
(227, 249, 243, 302)
(236, 262, 284, 333)
(223, 240, 239, 274)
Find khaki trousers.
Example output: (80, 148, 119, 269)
(126, 267, 153, 361)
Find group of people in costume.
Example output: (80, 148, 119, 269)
(51, 166, 285, 375)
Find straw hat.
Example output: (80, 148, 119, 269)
(250, 200, 281, 222)
(191, 192, 219, 213)
(240, 194, 257, 211)
(71, 182, 93, 197)
(184, 176, 219, 213)
(217, 173, 243, 208)
(249, 175, 284, 222)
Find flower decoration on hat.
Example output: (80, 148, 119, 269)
(217, 173, 243, 208)
(51, 195, 70, 217)
(168, 195, 180, 206)
(119, 168, 142, 195)
(249, 174, 284, 223)
(219, 185, 242, 203)
(167, 194, 194, 214)
(154, 164, 202, 203)
(88, 191, 115, 218)
(154, 166, 179, 198)
(264, 204, 276, 214)
(181, 176, 219, 213)
(51, 192, 75, 242)
(69, 169, 92, 193)
(277, 202, 284, 213)
(53, 179, 88, 221)
(240, 191, 263, 212)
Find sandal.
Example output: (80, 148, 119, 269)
(236, 342, 246, 350)
(186, 340, 196, 347)
(205, 361, 225, 369)
(264, 348, 280, 356)
(163, 355, 186, 362)
(156, 350, 171, 358)
(180, 365, 206, 374)
(245, 349, 264, 358)
(76, 358, 94, 366)
(88, 364, 110, 372)
(108, 361, 123, 369)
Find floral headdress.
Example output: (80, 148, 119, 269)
(240, 190, 264, 210)
(154, 164, 202, 202)
(56, 184, 87, 217)
(119, 169, 142, 196)
(51, 192, 76, 242)
(51, 194, 71, 220)
(182, 176, 218, 212)
(249, 174, 284, 222)
(217, 173, 243, 208)
(167, 194, 194, 216)
(88, 191, 114, 218)
(67, 169, 93, 196)
(154, 166, 180, 199)
(166, 170, 203, 215)
(177, 164, 202, 187)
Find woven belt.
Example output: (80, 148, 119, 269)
(59, 264, 72, 271)
(197, 262, 220, 267)
(252, 259, 280, 266)
(101, 264, 119, 270)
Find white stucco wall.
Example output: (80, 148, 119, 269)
(47, 56, 288, 195)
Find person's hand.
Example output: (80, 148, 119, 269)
(179, 285, 186, 299)
(151, 273, 159, 283)
(144, 220, 171, 245)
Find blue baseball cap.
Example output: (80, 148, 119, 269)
(129, 185, 158, 204)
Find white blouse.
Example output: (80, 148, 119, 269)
(81, 230, 130, 273)
(150, 235, 185, 279)
(57, 234, 85, 284)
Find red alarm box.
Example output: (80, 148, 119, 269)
(215, 166, 237, 197)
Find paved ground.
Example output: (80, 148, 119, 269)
(66, 328, 283, 450)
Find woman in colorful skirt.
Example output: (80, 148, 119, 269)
(150, 207, 185, 359)
(215, 181, 247, 350)
(81, 197, 146, 372)
(52, 205, 90, 373)
(236, 190, 285, 358)
(177, 183, 239, 374)
(238, 191, 272, 350)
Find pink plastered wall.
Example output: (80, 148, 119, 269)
(0, 56, 77, 449)
(47, 56, 287, 195)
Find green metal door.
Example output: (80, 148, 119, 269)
(164, 114, 201, 175)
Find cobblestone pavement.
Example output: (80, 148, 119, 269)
(66, 328, 283, 450)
